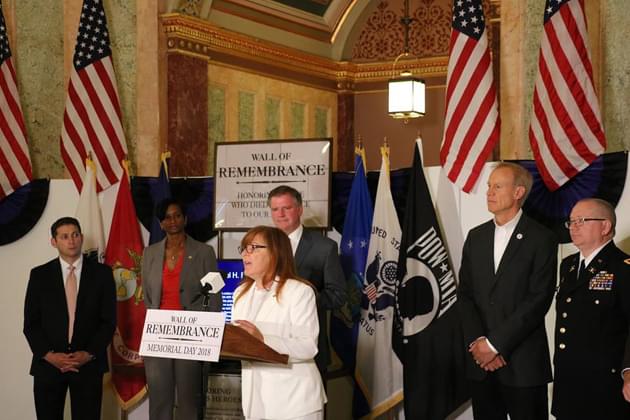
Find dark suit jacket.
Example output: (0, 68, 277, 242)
(23, 257, 116, 378)
(552, 242, 630, 419)
(457, 213, 557, 387)
(294, 229, 346, 370)
(142, 235, 222, 312)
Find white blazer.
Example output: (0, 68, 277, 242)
(232, 278, 327, 419)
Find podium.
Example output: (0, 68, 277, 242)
(203, 324, 288, 419)
(219, 324, 288, 364)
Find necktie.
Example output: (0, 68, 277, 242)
(578, 259, 586, 281)
(65, 265, 77, 342)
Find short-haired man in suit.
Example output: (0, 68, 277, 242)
(268, 185, 346, 378)
(552, 198, 630, 419)
(457, 162, 558, 420)
(23, 217, 116, 420)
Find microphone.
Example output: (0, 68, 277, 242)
(199, 271, 226, 310)
(201, 282, 213, 295)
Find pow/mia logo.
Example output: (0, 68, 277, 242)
(395, 227, 457, 339)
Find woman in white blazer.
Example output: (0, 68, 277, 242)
(232, 226, 327, 420)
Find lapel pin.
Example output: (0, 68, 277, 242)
(188, 255, 192, 259)
(569, 265, 575, 272)
(516, 233, 523, 240)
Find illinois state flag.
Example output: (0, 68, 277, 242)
(393, 139, 468, 419)
(104, 165, 147, 409)
(355, 145, 404, 418)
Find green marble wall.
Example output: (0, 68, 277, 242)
(290, 101, 305, 138)
(106, 0, 137, 172)
(239, 91, 255, 140)
(314, 106, 328, 138)
(14, 0, 137, 179)
(15, 1, 65, 178)
(208, 84, 225, 174)
(602, 1, 630, 152)
(519, 0, 546, 158)
(265, 96, 280, 138)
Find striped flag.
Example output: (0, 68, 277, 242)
(528, 0, 605, 191)
(440, 0, 500, 193)
(0, 0, 32, 199)
(61, 0, 127, 192)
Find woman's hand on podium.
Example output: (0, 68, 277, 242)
(233, 319, 264, 342)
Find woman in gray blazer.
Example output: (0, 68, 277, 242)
(142, 198, 222, 420)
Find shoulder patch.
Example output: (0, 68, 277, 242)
(625, 258, 630, 265)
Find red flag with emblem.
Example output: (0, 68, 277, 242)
(104, 165, 146, 409)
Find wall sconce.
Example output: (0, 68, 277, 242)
(388, 0, 425, 121)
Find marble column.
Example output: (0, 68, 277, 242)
(136, 0, 164, 176)
(336, 90, 354, 172)
(167, 53, 208, 176)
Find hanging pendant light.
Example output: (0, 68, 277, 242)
(388, 0, 425, 120)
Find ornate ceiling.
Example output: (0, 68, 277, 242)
(167, 0, 377, 60)
(164, 1, 498, 86)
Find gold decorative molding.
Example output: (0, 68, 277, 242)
(161, 13, 448, 91)
(165, 37, 212, 61)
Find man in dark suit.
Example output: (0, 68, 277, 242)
(268, 185, 346, 377)
(23, 217, 116, 420)
(457, 162, 558, 420)
(552, 198, 630, 419)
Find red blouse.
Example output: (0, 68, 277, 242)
(159, 254, 184, 310)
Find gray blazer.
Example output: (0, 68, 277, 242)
(294, 229, 346, 371)
(142, 235, 222, 312)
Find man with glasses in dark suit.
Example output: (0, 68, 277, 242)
(552, 198, 630, 419)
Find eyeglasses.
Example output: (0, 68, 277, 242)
(238, 244, 268, 254)
(564, 217, 606, 229)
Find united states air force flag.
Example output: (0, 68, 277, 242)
(331, 146, 373, 372)
(356, 145, 404, 418)
(393, 139, 468, 419)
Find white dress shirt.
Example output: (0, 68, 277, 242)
(287, 224, 304, 255)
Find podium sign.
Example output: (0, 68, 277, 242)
(139, 309, 226, 362)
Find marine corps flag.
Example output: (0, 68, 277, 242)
(393, 139, 468, 419)
(104, 163, 147, 409)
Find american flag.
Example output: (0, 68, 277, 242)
(528, 0, 605, 191)
(0, 1, 32, 200)
(61, 0, 127, 192)
(365, 281, 378, 303)
(440, 0, 500, 193)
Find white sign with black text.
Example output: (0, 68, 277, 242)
(139, 309, 226, 362)
(214, 139, 331, 230)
